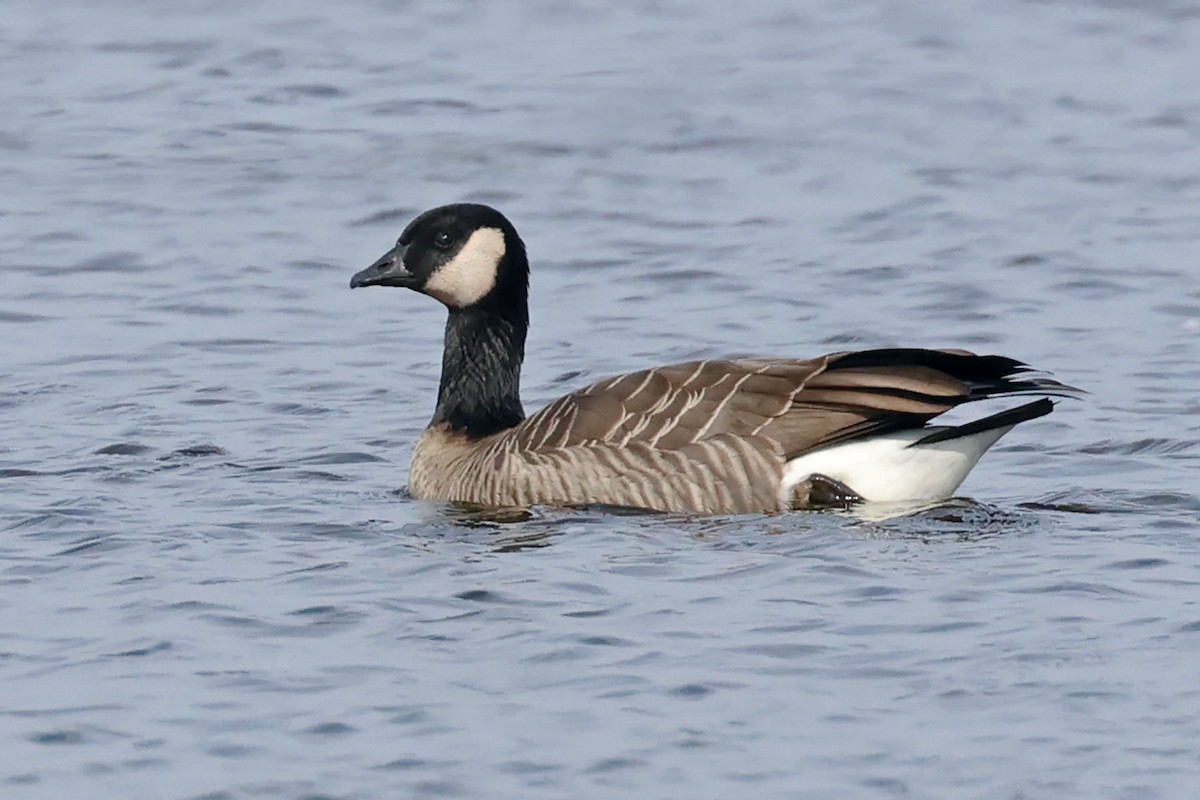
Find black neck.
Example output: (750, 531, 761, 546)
(432, 302, 527, 438)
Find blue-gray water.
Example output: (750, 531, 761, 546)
(3, 1, 1200, 798)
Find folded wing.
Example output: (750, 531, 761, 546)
(509, 348, 1078, 459)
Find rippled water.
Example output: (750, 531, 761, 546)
(3, 0, 1200, 797)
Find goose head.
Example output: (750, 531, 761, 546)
(350, 203, 528, 312)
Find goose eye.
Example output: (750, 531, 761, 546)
(433, 231, 454, 250)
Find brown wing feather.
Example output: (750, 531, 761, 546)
(505, 347, 1076, 461)
(509, 358, 800, 453)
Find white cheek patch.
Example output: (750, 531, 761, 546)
(423, 227, 505, 308)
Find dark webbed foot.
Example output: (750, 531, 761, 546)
(792, 474, 864, 510)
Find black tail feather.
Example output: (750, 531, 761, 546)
(829, 348, 1083, 401)
(911, 398, 1054, 446)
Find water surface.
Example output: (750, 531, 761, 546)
(3, 1, 1200, 798)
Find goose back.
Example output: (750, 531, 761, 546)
(408, 348, 1069, 514)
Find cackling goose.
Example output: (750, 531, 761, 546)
(349, 203, 1078, 514)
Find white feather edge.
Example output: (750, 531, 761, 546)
(779, 423, 1020, 505)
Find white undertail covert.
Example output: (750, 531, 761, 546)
(779, 422, 1020, 506)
